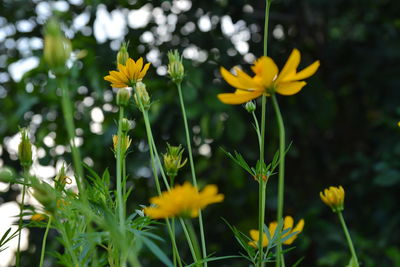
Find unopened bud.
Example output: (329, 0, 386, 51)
(18, 128, 33, 168)
(121, 118, 131, 133)
(112, 135, 132, 155)
(0, 167, 15, 183)
(116, 87, 131, 107)
(245, 101, 256, 113)
(134, 82, 151, 110)
(163, 144, 187, 179)
(167, 50, 184, 84)
(43, 18, 72, 74)
(117, 42, 129, 66)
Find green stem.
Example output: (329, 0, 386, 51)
(337, 211, 359, 266)
(179, 218, 199, 264)
(59, 222, 79, 266)
(271, 94, 285, 267)
(251, 111, 262, 154)
(176, 82, 207, 266)
(60, 77, 84, 194)
(257, 95, 267, 267)
(16, 169, 28, 267)
(116, 106, 127, 267)
(39, 216, 52, 267)
(116, 106, 125, 228)
(142, 110, 182, 267)
(258, 1, 271, 265)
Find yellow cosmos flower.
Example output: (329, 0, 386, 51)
(248, 216, 305, 248)
(144, 182, 224, 219)
(218, 49, 320, 104)
(320, 185, 345, 212)
(104, 57, 150, 88)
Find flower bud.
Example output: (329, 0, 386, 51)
(163, 144, 187, 179)
(18, 128, 33, 168)
(320, 186, 345, 212)
(43, 18, 72, 74)
(116, 87, 131, 107)
(112, 135, 132, 155)
(245, 101, 256, 113)
(0, 167, 15, 183)
(117, 42, 129, 66)
(167, 50, 185, 84)
(134, 82, 151, 110)
(121, 118, 131, 133)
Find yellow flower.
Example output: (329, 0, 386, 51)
(31, 213, 46, 221)
(218, 49, 320, 104)
(320, 186, 345, 212)
(248, 216, 305, 248)
(144, 182, 224, 219)
(104, 57, 150, 88)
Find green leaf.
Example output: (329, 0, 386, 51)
(136, 233, 173, 267)
(221, 148, 254, 176)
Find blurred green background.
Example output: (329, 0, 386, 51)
(1, 0, 400, 266)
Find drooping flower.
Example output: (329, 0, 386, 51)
(320, 186, 345, 212)
(218, 49, 320, 104)
(144, 182, 224, 219)
(248, 216, 305, 248)
(104, 57, 150, 88)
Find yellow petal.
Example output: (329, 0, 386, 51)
(134, 57, 144, 79)
(252, 57, 278, 87)
(283, 216, 294, 234)
(220, 67, 256, 90)
(269, 221, 278, 237)
(277, 49, 300, 82)
(284, 219, 304, 245)
(288, 60, 320, 81)
(234, 67, 259, 89)
(217, 90, 263, 105)
(275, 81, 306, 96)
(126, 58, 135, 78)
(139, 62, 151, 79)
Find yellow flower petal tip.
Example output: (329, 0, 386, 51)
(144, 182, 224, 219)
(104, 57, 151, 88)
(320, 185, 345, 212)
(248, 216, 304, 248)
(218, 49, 319, 104)
(31, 213, 46, 221)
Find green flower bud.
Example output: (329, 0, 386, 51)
(245, 101, 256, 112)
(117, 42, 129, 66)
(0, 167, 15, 183)
(54, 165, 71, 191)
(43, 18, 72, 75)
(121, 118, 131, 133)
(134, 82, 151, 110)
(167, 50, 185, 84)
(18, 128, 33, 168)
(116, 87, 131, 107)
(163, 144, 187, 180)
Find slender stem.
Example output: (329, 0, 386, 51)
(60, 77, 84, 194)
(179, 218, 199, 264)
(176, 82, 207, 266)
(337, 212, 359, 266)
(116, 106, 125, 229)
(39, 216, 52, 267)
(257, 95, 267, 267)
(271, 94, 285, 267)
(251, 111, 262, 153)
(258, 1, 271, 266)
(16, 169, 28, 267)
(142, 110, 182, 267)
